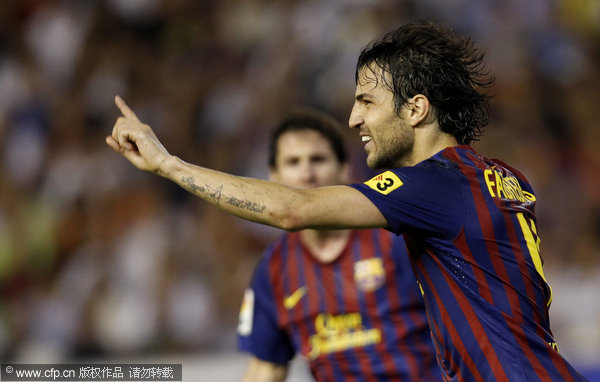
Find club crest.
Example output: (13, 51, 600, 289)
(354, 258, 385, 292)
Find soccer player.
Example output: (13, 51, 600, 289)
(107, 21, 587, 381)
(236, 109, 441, 381)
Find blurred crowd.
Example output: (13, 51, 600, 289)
(0, 0, 598, 372)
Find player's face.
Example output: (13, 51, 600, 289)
(349, 66, 414, 169)
(270, 130, 349, 189)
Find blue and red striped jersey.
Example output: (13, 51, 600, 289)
(237, 228, 442, 381)
(350, 146, 587, 381)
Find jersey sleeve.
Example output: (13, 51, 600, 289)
(237, 253, 295, 364)
(349, 160, 464, 238)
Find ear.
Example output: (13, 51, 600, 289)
(406, 94, 431, 127)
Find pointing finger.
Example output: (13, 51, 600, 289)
(115, 95, 140, 122)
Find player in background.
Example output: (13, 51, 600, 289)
(237, 109, 441, 381)
(107, 21, 588, 381)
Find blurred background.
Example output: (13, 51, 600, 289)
(0, 0, 598, 380)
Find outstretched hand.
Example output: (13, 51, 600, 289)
(106, 96, 171, 174)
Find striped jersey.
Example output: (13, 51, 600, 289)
(237, 228, 442, 381)
(350, 146, 587, 381)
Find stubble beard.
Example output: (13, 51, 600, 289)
(367, 131, 415, 170)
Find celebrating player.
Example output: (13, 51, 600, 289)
(107, 21, 587, 381)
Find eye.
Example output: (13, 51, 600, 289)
(310, 155, 326, 164)
(284, 157, 300, 167)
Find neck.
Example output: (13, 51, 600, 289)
(405, 127, 458, 166)
(299, 229, 352, 263)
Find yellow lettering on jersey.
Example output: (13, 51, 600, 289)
(484, 169, 497, 197)
(517, 212, 553, 306)
(308, 313, 381, 359)
(364, 171, 403, 195)
(484, 169, 535, 203)
(495, 170, 506, 198)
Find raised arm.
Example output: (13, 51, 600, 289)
(106, 96, 387, 231)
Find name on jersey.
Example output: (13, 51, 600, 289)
(307, 313, 381, 359)
(484, 169, 536, 203)
(364, 171, 403, 195)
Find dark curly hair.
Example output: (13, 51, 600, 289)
(356, 21, 494, 145)
(268, 108, 347, 168)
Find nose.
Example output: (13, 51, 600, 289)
(348, 103, 363, 129)
(299, 161, 318, 187)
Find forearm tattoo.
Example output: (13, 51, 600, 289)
(181, 176, 266, 214)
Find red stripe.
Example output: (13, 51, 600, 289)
(416, 257, 484, 382)
(341, 235, 360, 313)
(287, 234, 313, 356)
(298, 236, 320, 316)
(269, 241, 288, 326)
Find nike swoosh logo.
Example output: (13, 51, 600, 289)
(283, 286, 307, 309)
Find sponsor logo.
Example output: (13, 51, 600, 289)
(354, 258, 385, 292)
(364, 171, 403, 195)
(308, 313, 381, 359)
(284, 286, 307, 309)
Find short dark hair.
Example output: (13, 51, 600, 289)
(268, 108, 347, 168)
(356, 21, 494, 145)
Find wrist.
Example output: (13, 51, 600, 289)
(157, 155, 179, 179)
